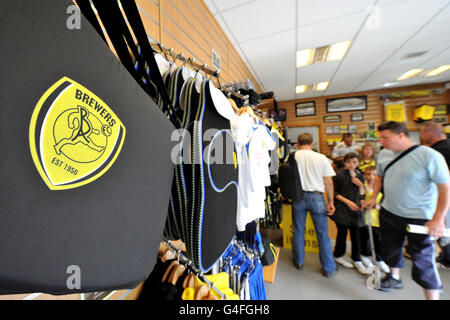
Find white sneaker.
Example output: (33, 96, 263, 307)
(376, 260, 390, 273)
(335, 256, 354, 269)
(354, 261, 370, 275)
(361, 255, 374, 269)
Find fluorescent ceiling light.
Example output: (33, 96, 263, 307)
(296, 49, 314, 67)
(327, 40, 352, 61)
(313, 46, 329, 64)
(397, 68, 423, 81)
(425, 65, 450, 77)
(296, 40, 351, 67)
(315, 81, 329, 91)
(296, 85, 307, 93)
(296, 82, 328, 93)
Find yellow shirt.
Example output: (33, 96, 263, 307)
(364, 183, 382, 227)
(181, 272, 240, 300)
(359, 159, 376, 171)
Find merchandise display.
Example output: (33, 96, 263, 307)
(2, 0, 448, 304)
(0, 0, 174, 294)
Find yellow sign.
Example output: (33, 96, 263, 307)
(414, 104, 435, 122)
(282, 204, 319, 253)
(29, 77, 126, 190)
(385, 102, 406, 122)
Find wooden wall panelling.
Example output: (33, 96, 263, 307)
(136, 0, 161, 42)
(91, 0, 261, 89)
(266, 83, 449, 157)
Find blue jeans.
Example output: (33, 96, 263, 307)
(292, 193, 336, 273)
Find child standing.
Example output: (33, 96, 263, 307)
(359, 143, 376, 171)
(331, 153, 369, 275)
(361, 166, 390, 273)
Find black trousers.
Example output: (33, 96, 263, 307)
(360, 226, 383, 261)
(333, 223, 361, 262)
(380, 208, 442, 290)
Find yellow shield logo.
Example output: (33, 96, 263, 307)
(29, 77, 126, 190)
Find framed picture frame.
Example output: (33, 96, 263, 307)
(326, 96, 367, 113)
(323, 115, 341, 123)
(295, 101, 316, 117)
(351, 113, 364, 122)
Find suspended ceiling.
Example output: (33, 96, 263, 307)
(203, 0, 450, 101)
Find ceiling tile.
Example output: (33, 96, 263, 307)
(296, 61, 339, 85)
(420, 46, 450, 69)
(213, 0, 257, 13)
(295, 91, 326, 99)
(240, 29, 296, 61)
(358, 0, 450, 38)
(251, 52, 295, 85)
(329, 27, 417, 92)
(297, 12, 366, 50)
(298, 0, 373, 26)
(269, 85, 296, 101)
(214, 14, 237, 45)
(221, 0, 296, 43)
(207, 0, 450, 100)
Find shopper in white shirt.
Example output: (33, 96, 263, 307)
(291, 133, 337, 277)
(331, 133, 360, 169)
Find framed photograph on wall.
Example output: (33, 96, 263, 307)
(323, 115, 341, 123)
(296, 101, 316, 117)
(326, 96, 367, 113)
(351, 113, 364, 122)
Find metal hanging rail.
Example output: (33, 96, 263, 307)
(165, 240, 229, 300)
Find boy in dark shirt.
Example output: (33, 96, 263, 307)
(331, 153, 369, 275)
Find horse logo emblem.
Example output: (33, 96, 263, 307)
(29, 77, 126, 190)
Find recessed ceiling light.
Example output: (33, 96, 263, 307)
(296, 49, 315, 67)
(315, 81, 329, 91)
(296, 85, 307, 93)
(327, 40, 352, 62)
(397, 68, 424, 81)
(296, 40, 351, 67)
(425, 65, 450, 77)
(313, 46, 329, 64)
(383, 82, 397, 87)
(296, 82, 329, 93)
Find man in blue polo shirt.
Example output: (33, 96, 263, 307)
(365, 121, 450, 300)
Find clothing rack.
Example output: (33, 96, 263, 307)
(223, 87, 249, 103)
(165, 240, 228, 300)
(232, 236, 260, 259)
(149, 41, 219, 78)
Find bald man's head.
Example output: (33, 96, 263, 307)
(419, 122, 446, 146)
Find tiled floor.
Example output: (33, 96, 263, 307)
(262, 229, 450, 300)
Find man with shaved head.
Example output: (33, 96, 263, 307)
(420, 122, 450, 269)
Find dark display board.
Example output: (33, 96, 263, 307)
(0, 1, 175, 294)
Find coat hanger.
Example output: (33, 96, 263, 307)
(182, 273, 196, 289)
(161, 260, 179, 282)
(160, 248, 176, 262)
(182, 261, 196, 288)
(204, 282, 219, 300)
(168, 263, 186, 285)
(194, 284, 210, 300)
